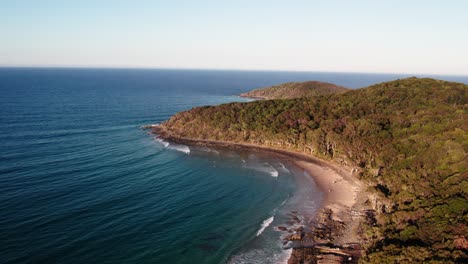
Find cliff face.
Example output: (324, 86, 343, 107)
(240, 81, 348, 99)
(157, 77, 468, 263)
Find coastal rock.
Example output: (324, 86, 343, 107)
(276, 226, 288, 231)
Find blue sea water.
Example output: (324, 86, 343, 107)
(1, 68, 467, 264)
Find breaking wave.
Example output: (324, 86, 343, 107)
(245, 162, 279, 177)
(154, 137, 169, 147)
(167, 144, 190, 154)
(261, 163, 279, 177)
(256, 216, 274, 236)
(154, 138, 190, 154)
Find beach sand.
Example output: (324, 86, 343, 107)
(294, 160, 368, 245)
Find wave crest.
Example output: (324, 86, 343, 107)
(167, 144, 190, 154)
(256, 216, 274, 236)
(154, 138, 190, 154)
(154, 137, 169, 147)
(244, 162, 279, 177)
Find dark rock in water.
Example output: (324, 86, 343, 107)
(287, 211, 298, 217)
(285, 233, 302, 241)
(292, 216, 301, 223)
(294, 226, 304, 233)
(277, 226, 288, 231)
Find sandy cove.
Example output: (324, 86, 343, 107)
(293, 160, 367, 244)
(148, 125, 370, 263)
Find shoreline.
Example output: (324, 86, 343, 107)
(239, 94, 268, 100)
(149, 126, 369, 263)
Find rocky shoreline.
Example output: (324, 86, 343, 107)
(146, 124, 373, 264)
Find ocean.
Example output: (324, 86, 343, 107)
(1, 68, 467, 264)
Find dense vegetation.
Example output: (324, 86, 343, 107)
(160, 78, 467, 263)
(240, 80, 348, 99)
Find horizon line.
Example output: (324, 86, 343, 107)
(1, 65, 467, 77)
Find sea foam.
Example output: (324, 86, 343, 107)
(245, 162, 279, 177)
(167, 144, 190, 154)
(256, 216, 274, 236)
(269, 168, 279, 177)
(262, 163, 279, 177)
(154, 137, 170, 147)
(154, 138, 190, 154)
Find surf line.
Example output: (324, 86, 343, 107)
(256, 216, 274, 236)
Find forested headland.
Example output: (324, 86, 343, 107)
(155, 77, 467, 263)
(240, 80, 348, 99)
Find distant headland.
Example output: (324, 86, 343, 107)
(240, 81, 348, 99)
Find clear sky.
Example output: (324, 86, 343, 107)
(1, 0, 467, 75)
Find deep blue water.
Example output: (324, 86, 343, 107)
(1, 68, 467, 264)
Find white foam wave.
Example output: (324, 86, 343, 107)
(167, 144, 190, 154)
(256, 216, 274, 236)
(154, 137, 190, 154)
(245, 162, 279, 177)
(263, 163, 279, 177)
(279, 249, 293, 264)
(154, 138, 169, 147)
(270, 169, 279, 177)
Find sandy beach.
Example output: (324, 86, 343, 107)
(293, 160, 367, 245)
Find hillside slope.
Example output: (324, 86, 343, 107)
(240, 81, 348, 99)
(156, 78, 467, 263)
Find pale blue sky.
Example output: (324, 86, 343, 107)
(1, 0, 467, 74)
